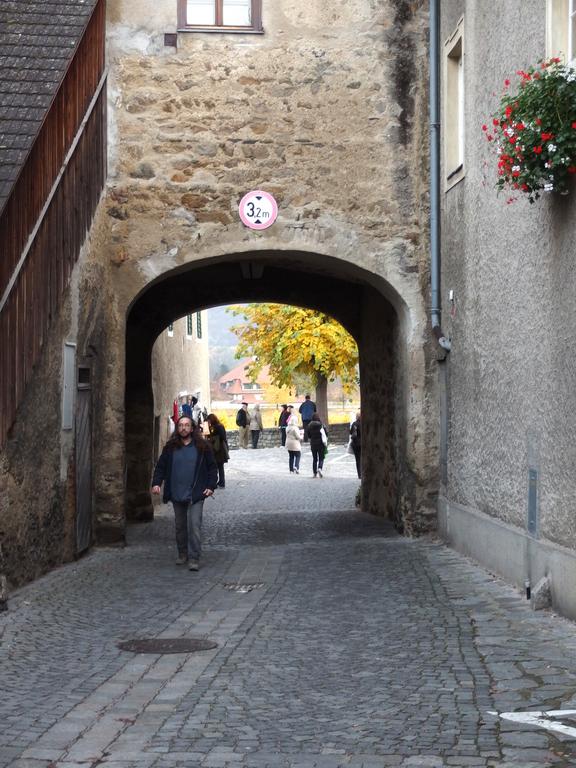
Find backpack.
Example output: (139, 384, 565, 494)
(236, 409, 247, 427)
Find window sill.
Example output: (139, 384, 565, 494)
(178, 26, 264, 34)
(445, 164, 465, 191)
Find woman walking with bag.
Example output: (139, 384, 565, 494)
(306, 412, 328, 478)
(285, 413, 302, 474)
(206, 413, 229, 488)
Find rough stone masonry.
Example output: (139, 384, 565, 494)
(0, 0, 439, 586)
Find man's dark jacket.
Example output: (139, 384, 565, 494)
(152, 442, 218, 504)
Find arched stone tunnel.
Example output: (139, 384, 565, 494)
(124, 249, 437, 536)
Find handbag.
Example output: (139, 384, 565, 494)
(320, 427, 328, 447)
(221, 441, 230, 463)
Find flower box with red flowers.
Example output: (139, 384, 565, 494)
(483, 58, 576, 203)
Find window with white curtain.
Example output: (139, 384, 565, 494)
(180, 0, 261, 30)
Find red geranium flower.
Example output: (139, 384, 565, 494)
(484, 58, 576, 202)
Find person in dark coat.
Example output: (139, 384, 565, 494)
(306, 412, 327, 478)
(278, 404, 290, 446)
(206, 413, 229, 488)
(152, 416, 218, 571)
(235, 402, 250, 448)
(299, 394, 316, 442)
(350, 411, 361, 479)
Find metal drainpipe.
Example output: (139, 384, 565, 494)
(430, 0, 451, 351)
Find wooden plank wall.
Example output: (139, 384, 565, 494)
(0, 0, 107, 447)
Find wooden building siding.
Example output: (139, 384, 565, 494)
(0, 0, 107, 447)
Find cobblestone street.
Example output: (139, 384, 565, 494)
(4, 447, 576, 767)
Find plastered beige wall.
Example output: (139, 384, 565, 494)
(441, 1, 576, 551)
(151, 312, 210, 448)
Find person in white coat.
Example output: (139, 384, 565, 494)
(285, 413, 302, 474)
(249, 404, 264, 448)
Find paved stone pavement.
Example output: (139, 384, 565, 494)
(3, 446, 576, 768)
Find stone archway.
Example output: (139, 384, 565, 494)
(121, 249, 437, 541)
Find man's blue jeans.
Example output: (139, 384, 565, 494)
(173, 499, 204, 561)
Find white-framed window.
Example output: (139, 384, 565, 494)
(186, 314, 193, 339)
(167, 322, 174, 338)
(178, 0, 262, 31)
(547, 0, 576, 63)
(444, 18, 465, 188)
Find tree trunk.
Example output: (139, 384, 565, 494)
(315, 375, 329, 425)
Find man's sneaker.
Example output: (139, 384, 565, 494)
(294, 468, 299, 474)
(175, 556, 187, 565)
(318, 469, 323, 478)
(188, 560, 199, 571)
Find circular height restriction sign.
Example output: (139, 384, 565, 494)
(239, 190, 278, 230)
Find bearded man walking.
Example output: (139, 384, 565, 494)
(152, 416, 218, 571)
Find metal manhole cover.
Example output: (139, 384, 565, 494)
(117, 638, 218, 654)
(222, 582, 265, 593)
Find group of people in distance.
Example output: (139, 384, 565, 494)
(234, 401, 264, 448)
(152, 399, 361, 572)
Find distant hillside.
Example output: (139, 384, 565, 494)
(207, 305, 244, 379)
(207, 305, 244, 346)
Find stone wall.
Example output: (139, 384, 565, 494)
(1, 0, 440, 590)
(92, 0, 438, 539)
(226, 422, 351, 450)
(0, 228, 116, 587)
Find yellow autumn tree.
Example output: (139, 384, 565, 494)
(262, 382, 295, 406)
(229, 304, 359, 423)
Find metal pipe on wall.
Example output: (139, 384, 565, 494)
(430, 0, 451, 352)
